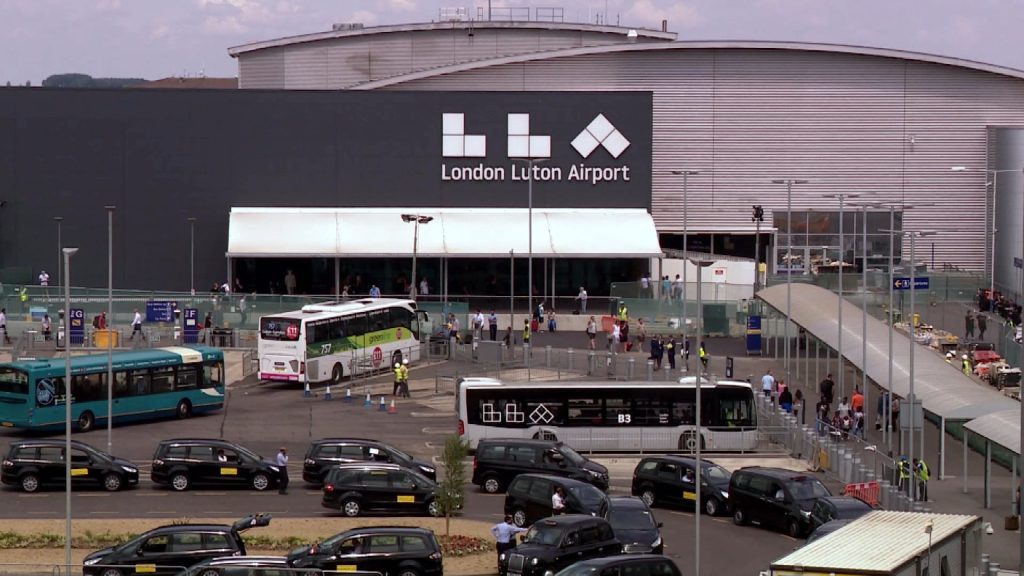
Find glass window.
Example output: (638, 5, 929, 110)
(204, 533, 230, 549)
(12, 446, 36, 459)
(130, 372, 151, 396)
(639, 461, 658, 474)
(360, 471, 389, 488)
(112, 372, 129, 398)
(785, 477, 830, 500)
(672, 400, 695, 426)
(605, 398, 630, 425)
(329, 318, 346, 341)
(150, 367, 174, 394)
(368, 535, 400, 553)
(204, 362, 223, 387)
(348, 314, 367, 337)
(508, 446, 537, 464)
(480, 445, 506, 460)
(635, 398, 671, 426)
(563, 530, 580, 547)
(716, 388, 755, 427)
(597, 522, 614, 541)
(260, 317, 299, 341)
(165, 445, 188, 459)
(388, 470, 416, 489)
(176, 367, 198, 390)
(339, 445, 367, 459)
(401, 535, 428, 552)
(527, 478, 550, 501)
(746, 475, 771, 497)
(568, 398, 603, 425)
(579, 525, 601, 545)
(171, 532, 203, 552)
(307, 320, 331, 345)
(656, 463, 679, 481)
(622, 563, 651, 576)
(391, 308, 414, 332)
(70, 449, 90, 465)
(39, 447, 63, 462)
(509, 477, 531, 497)
(189, 446, 215, 461)
(140, 535, 169, 553)
(368, 310, 388, 332)
(315, 446, 339, 458)
(35, 377, 62, 407)
(73, 374, 104, 403)
(0, 368, 28, 395)
(650, 561, 678, 576)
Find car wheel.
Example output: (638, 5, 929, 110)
(78, 410, 95, 433)
(332, 363, 344, 384)
(512, 508, 528, 527)
(175, 399, 192, 419)
(252, 472, 271, 491)
(787, 518, 803, 538)
(640, 488, 656, 507)
(20, 474, 40, 493)
(343, 499, 362, 517)
(100, 569, 123, 576)
(482, 475, 502, 494)
(171, 472, 190, 491)
(102, 473, 122, 492)
(733, 507, 747, 526)
(428, 500, 441, 517)
(704, 497, 719, 516)
(198, 570, 220, 576)
(398, 568, 420, 576)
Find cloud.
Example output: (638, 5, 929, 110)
(386, 0, 416, 11)
(620, 0, 703, 30)
(95, 0, 121, 10)
(349, 9, 379, 25)
(150, 23, 171, 39)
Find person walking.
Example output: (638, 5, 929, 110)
(522, 319, 531, 349)
(656, 336, 666, 371)
(978, 312, 988, 340)
(551, 486, 567, 515)
(699, 341, 708, 371)
(761, 369, 776, 398)
(491, 516, 527, 569)
(779, 386, 793, 413)
(820, 373, 835, 405)
(275, 447, 289, 495)
(666, 336, 676, 370)
(851, 387, 864, 414)
(640, 273, 651, 299)
(473, 310, 485, 342)
(130, 309, 146, 341)
(575, 287, 588, 314)
(961, 354, 972, 376)
(617, 302, 628, 323)
(399, 359, 410, 398)
(369, 284, 381, 298)
(965, 310, 975, 339)
(392, 362, 403, 396)
(661, 275, 671, 301)
(794, 389, 804, 423)
(837, 397, 851, 419)
(488, 311, 498, 341)
(586, 316, 597, 350)
(41, 313, 52, 341)
(0, 307, 9, 345)
(649, 336, 662, 370)
(284, 270, 297, 295)
(636, 318, 646, 353)
(672, 274, 683, 301)
(619, 321, 629, 352)
(683, 338, 691, 370)
(610, 321, 621, 353)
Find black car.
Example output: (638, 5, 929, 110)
(303, 438, 436, 484)
(728, 467, 831, 538)
(1, 439, 139, 493)
(499, 515, 621, 576)
(809, 496, 872, 530)
(322, 462, 442, 517)
(151, 438, 282, 491)
(287, 526, 444, 576)
(505, 474, 609, 527)
(83, 514, 271, 576)
(806, 519, 854, 544)
(604, 497, 663, 554)
(179, 556, 289, 576)
(553, 554, 682, 576)
(472, 439, 609, 493)
(631, 455, 732, 516)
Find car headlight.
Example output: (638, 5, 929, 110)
(83, 558, 102, 566)
(499, 553, 506, 561)
(121, 466, 137, 474)
(543, 571, 554, 576)
(268, 466, 280, 472)
(801, 510, 811, 519)
(720, 490, 729, 499)
(420, 465, 436, 474)
(531, 558, 540, 566)
(651, 536, 662, 548)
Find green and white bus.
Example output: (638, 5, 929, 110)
(0, 346, 225, 432)
(258, 298, 425, 384)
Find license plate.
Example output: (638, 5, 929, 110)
(336, 566, 358, 572)
(397, 495, 415, 503)
(220, 468, 238, 476)
(275, 366, 284, 371)
(71, 468, 88, 477)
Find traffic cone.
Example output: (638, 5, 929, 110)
(363, 392, 372, 407)
(343, 388, 353, 403)
(387, 399, 397, 414)
(303, 381, 311, 398)
(324, 386, 332, 401)
(378, 396, 387, 411)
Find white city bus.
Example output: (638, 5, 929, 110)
(258, 298, 425, 384)
(457, 377, 758, 452)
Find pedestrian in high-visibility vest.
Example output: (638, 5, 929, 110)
(399, 360, 410, 398)
(961, 354, 971, 376)
(617, 303, 628, 322)
(18, 287, 27, 313)
(897, 457, 911, 493)
(699, 341, 708, 370)
(522, 319, 531, 346)
(914, 458, 930, 501)
(392, 363, 402, 396)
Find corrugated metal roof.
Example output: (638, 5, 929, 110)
(965, 409, 1021, 455)
(772, 511, 979, 573)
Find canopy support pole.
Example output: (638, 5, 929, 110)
(963, 429, 969, 494)
(985, 440, 992, 509)
(939, 416, 946, 480)
(334, 258, 340, 300)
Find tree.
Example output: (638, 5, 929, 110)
(435, 435, 468, 536)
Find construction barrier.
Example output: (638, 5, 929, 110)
(843, 481, 881, 507)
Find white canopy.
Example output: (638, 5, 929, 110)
(226, 207, 662, 258)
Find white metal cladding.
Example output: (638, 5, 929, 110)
(371, 46, 1024, 271)
(772, 510, 978, 573)
(226, 207, 661, 258)
(235, 27, 667, 90)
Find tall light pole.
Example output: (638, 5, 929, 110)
(401, 214, 434, 301)
(692, 257, 711, 576)
(772, 179, 809, 385)
(512, 159, 546, 338)
(672, 170, 701, 347)
(62, 246, 78, 575)
(188, 218, 197, 295)
(105, 206, 115, 453)
(824, 193, 860, 402)
(54, 216, 64, 288)
(850, 201, 881, 432)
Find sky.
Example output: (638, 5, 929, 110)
(3, 0, 1023, 84)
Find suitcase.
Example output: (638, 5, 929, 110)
(531, 319, 539, 332)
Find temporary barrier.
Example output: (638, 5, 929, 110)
(843, 480, 881, 507)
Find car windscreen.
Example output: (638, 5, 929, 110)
(786, 477, 830, 500)
(609, 507, 657, 530)
(568, 484, 606, 510)
(524, 523, 563, 546)
(259, 317, 300, 341)
(834, 501, 871, 518)
(558, 445, 587, 467)
(702, 464, 731, 484)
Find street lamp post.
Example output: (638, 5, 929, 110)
(105, 206, 115, 453)
(824, 193, 860, 401)
(771, 179, 809, 386)
(54, 216, 63, 288)
(692, 257, 712, 576)
(849, 201, 881, 433)
(401, 214, 435, 301)
(188, 218, 197, 295)
(672, 170, 701, 350)
(62, 246, 78, 575)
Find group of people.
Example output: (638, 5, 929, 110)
(391, 359, 411, 397)
(761, 369, 801, 417)
(810, 374, 870, 441)
(897, 456, 930, 501)
(977, 288, 1023, 327)
(490, 486, 569, 567)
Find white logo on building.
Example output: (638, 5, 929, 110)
(507, 113, 551, 159)
(442, 113, 486, 157)
(572, 114, 630, 159)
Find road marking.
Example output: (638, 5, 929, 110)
(411, 411, 455, 418)
(88, 511, 120, 515)
(421, 427, 453, 435)
(28, 511, 57, 515)
(193, 492, 228, 496)
(75, 493, 111, 497)
(133, 493, 168, 497)
(18, 494, 49, 499)
(146, 511, 176, 514)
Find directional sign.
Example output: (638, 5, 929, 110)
(69, 308, 85, 346)
(893, 277, 929, 290)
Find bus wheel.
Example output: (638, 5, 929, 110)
(678, 432, 703, 452)
(175, 399, 192, 420)
(77, 411, 95, 433)
(332, 363, 344, 384)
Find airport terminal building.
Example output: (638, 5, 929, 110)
(2, 14, 1024, 295)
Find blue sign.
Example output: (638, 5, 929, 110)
(183, 308, 200, 344)
(745, 315, 762, 356)
(146, 300, 178, 323)
(893, 277, 929, 290)
(69, 308, 85, 346)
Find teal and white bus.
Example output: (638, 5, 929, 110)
(0, 346, 225, 432)
(258, 298, 425, 384)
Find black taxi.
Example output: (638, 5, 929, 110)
(2, 439, 139, 492)
(287, 526, 443, 576)
(500, 515, 621, 576)
(322, 462, 441, 517)
(151, 438, 281, 491)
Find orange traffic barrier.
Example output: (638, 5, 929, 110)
(601, 315, 616, 333)
(842, 481, 880, 507)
